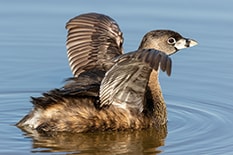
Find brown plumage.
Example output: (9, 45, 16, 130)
(16, 13, 197, 133)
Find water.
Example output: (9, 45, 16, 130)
(1, 0, 233, 154)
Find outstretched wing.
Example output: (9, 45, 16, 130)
(66, 13, 124, 77)
(99, 49, 172, 112)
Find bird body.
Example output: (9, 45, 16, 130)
(16, 13, 197, 133)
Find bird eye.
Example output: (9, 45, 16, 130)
(167, 37, 176, 45)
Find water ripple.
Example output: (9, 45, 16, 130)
(164, 96, 233, 154)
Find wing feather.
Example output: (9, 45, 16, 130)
(99, 49, 172, 112)
(66, 13, 124, 77)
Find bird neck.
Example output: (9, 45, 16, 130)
(148, 70, 167, 125)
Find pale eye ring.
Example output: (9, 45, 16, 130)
(167, 37, 176, 44)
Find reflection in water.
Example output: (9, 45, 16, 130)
(19, 127, 167, 154)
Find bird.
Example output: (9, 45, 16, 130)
(16, 12, 197, 133)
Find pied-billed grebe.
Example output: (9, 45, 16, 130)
(16, 13, 197, 133)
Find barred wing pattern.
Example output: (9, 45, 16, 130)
(66, 13, 124, 77)
(100, 49, 172, 112)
